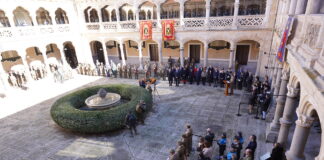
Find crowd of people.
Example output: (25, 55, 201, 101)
(166, 127, 258, 160)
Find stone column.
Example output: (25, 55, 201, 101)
(17, 48, 33, 81)
(255, 49, 263, 76)
(116, 8, 121, 29)
(284, 0, 292, 15)
(232, 0, 240, 29)
(101, 40, 109, 65)
(180, 2, 184, 26)
(5, 10, 15, 27)
(138, 41, 143, 69)
(229, 42, 236, 69)
(305, 0, 321, 14)
(180, 42, 184, 67)
(205, 0, 211, 26)
(266, 69, 289, 142)
(289, 0, 298, 15)
(39, 47, 51, 74)
(30, 12, 38, 26)
(277, 85, 300, 146)
(97, 7, 102, 23)
(295, 0, 307, 14)
(286, 115, 314, 160)
(136, 9, 140, 28)
(0, 56, 10, 90)
(203, 42, 208, 67)
(273, 64, 283, 97)
(158, 40, 163, 64)
(119, 40, 126, 65)
(57, 45, 68, 66)
(271, 62, 278, 91)
(156, 5, 162, 28)
(263, 0, 273, 26)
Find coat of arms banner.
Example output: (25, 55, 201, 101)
(140, 21, 152, 40)
(162, 20, 175, 41)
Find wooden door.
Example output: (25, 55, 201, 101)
(189, 45, 200, 64)
(236, 45, 250, 65)
(149, 44, 159, 61)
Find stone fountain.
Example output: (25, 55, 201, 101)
(85, 88, 121, 110)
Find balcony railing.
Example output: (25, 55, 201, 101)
(208, 16, 233, 30)
(84, 15, 265, 33)
(0, 24, 71, 40)
(237, 15, 264, 28)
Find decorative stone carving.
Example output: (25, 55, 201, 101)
(286, 85, 300, 98)
(237, 16, 264, 27)
(296, 114, 314, 128)
(304, 23, 320, 48)
(281, 69, 290, 81)
(280, 117, 293, 125)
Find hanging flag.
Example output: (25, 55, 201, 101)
(140, 21, 152, 40)
(162, 20, 175, 41)
(277, 16, 294, 62)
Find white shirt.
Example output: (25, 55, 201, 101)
(202, 147, 213, 158)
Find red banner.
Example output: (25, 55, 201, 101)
(140, 21, 152, 40)
(162, 20, 175, 41)
(277, 16, 294, 62)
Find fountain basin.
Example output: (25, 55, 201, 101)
(85, 92, 121, 110)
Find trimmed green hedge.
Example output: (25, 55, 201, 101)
(50, 84, 152, 133)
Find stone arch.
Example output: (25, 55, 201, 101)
(210, 0, 234, 16)
(55, 8, 69, 24)
(139, 1, 157, 20)
(89, 41, 105, 65)
(63, 41, 78, 69)
(89, 8, 99, 22)
(119, 3, 133, 21)
(1, 50, 22, 73)
(160, 0, 180, 19)
(13, 7, 33, 26)
(184, 0, 206, 18)
(0, 9, 11, 27)
(207, 40, 231, 61)
(163, 40, 180, 59)
(101, 5, 110, 22)
(36, 7, 52, 25)
(111, 9, 117, 21)
(84, 6, 91, 23)
(183, 39, 204, 64)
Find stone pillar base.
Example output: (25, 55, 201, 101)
(286, 151, 305, 160)
(266, 124, 279, 143)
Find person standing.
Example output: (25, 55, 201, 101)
(217, 133, 227, 157)
(267, 142, 284, 160)
(231, 136, 242, 160)
(195, 66, 202, 85)
(241, 149, 253, 160)
(135, 100, 146, 125)
(175, 141, 186, 160)
(201, 68, 207, 86)
(227, 147, 237, 160)
(207, 65, 214, 86)
(246, 135, 257, 160)
(168, 67, 174, 86)
(219, 68, 225, 87)
(175, 67, 181, 87)
(213, 67, 219, 87)
(125, 111, 137, 137)
(167, 149, 176, 160)
(185, 125, 193, 155)
(204, 128, 215, 146)
(261, 94, 271, 120)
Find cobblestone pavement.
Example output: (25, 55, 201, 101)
(1, 77, 274, 160)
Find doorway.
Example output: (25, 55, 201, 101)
(189, 44, 201, 64)
(149, 44, 159, 61)
(236, 45, 250, 65)
(118, 44, 127, 60)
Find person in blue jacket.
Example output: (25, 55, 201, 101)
(217, 133, 227, 157)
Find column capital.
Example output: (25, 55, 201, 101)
(281, 69, 290, 81)
(296, 114, 314, 128)
(280, 117, 293, 125)
(287, 85, 300, 98)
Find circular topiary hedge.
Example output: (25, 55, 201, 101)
(50, 84, 153, 133)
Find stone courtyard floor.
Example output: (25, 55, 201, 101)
(0, 77, 318, 160)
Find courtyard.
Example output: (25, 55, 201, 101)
(0, 77, 277, 160)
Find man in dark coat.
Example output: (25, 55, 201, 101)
(213, 67, 219, 87)
(125, 111, 137, 137)
(195, 66, 202, 85)
(168, 67, 174, 86)
(175, 67, 181, 87)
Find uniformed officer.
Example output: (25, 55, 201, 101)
(217, 133, 227, 157)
